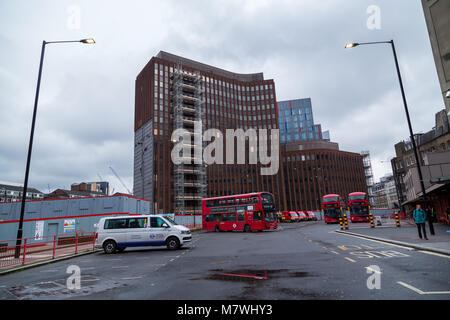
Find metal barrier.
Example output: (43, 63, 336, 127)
(369, 212, 375, 228)
(343, 214, 349, 230)
(0, 232, 96, 270)
(395, 211, 401, 227)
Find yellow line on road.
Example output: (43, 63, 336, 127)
(417, 250, 450, 259)
(397, 281, 450, 295)
(330, 250, 340, 255)
(334, 231, 414, 251)
(344, 257, 356, 263)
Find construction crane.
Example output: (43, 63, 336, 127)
(109, 166, 132, 195)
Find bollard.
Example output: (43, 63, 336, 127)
(343, 213, 349, 230)
(369, 212, 375, 228)
(339, 216, 344, 230)
(395, 211, 401, 227)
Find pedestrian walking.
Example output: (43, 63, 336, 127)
(413, 204, 428, 240)
(426, 207, 435, 235)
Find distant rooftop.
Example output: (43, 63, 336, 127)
(0, 183, 43, 194)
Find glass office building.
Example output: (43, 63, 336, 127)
(278, 98, 325, 143)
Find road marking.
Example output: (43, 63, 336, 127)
(344, 257, 356, 263)
(120, 276, 143, 280)
(397, 281, 450, 295)
(322, 246, 327, 249)
(365, 266, 382, 274)
(82, 278, 100, 282)
(349, 250, 410, 259)
(334, 232, 414, 250)
(417, 250, 450, 259)
(330, 250, 340, 255)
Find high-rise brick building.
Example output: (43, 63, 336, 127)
(134, 51, 285, 214)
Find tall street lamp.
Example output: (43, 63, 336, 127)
(344, 40, 429, 215)
(14, 38, 95, 258)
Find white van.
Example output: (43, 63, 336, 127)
(95, 215, 191, 253)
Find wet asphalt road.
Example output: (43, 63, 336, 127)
(0, 222, 449, 300)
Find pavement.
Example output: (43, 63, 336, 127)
(337, 222, 450, 255)
(0, 221, 449, 300)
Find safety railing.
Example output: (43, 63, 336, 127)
(0, 232, 96, 270)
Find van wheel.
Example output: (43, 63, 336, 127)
(166, 237, 180, 250)
(215, 225, 220, 232)
(103, 240, 117, 254)
(244, 224, 251, 233)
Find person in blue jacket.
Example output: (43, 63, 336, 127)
(413, 204, 428, 240)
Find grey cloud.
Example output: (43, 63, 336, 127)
(0, 0, 445, 193)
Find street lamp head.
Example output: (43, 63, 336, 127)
(345, 43, 359, 49)
(80, 38, 95, 44)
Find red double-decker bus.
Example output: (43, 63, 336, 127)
(348, 192, 370, 222)
(322, 194, 343, 224)
(202, 192, 277, 232)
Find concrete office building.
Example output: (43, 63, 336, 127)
(372, 174, 399, 209)
(422, 0, 450, 118)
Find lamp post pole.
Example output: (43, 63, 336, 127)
(14, 39, 95, 258)
(345, 39, 428, 215)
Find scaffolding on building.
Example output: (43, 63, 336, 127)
(361, 150, 375, 206)
(171, 64, 207, 215)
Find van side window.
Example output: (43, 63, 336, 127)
(150, 217, 166, 227)
(128, 218, 147, 228)
(104, 218, 128, 229)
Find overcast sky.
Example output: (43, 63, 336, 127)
(0, 0, 444, 194)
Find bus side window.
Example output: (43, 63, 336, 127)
(228, 213, 236, 222)
(237, 212, 245, 221)
(213, 214, 221, 222)
(205, 215, 210, 222)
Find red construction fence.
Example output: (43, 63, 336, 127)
(0, 232, 96, 270)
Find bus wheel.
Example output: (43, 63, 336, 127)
(244, 224, 251, 233)
(166, 237, 180, 250)
(215, 225, 220, 232)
